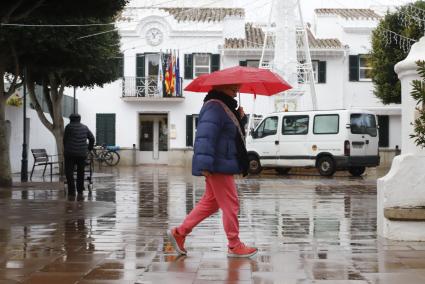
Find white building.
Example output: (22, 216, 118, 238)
(6, 3, 402, 172)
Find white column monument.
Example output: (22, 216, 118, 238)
(377, 36, 425, 240)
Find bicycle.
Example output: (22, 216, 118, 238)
(90, 145, 120, 166)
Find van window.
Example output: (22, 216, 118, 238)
(313, 114, 339, 134)
(255, 116, 278, 138)
(350, 114, 377, 137)
(282, 115, 309, 135)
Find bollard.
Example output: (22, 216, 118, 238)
(132, 144, 136, 166)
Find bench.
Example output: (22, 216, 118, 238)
(30, 149, 60, 181)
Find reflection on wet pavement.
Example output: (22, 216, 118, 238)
(1, 166, 425, 283)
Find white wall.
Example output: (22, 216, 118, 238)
(6, 105, 58, 173)
(389, 115, 401, 149)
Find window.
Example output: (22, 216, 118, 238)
(282, 116, 309, 135)
(359, 55, 372, 81)
(96, 113, 116, 146)
(186, 114, 199, 147)
(350, 114, 377, 137)
(349, 54, 372, 82)
(313, 114, 339, 134)
(184, 54, 220, 79)
(240, 60, 270, 68)
(193, 54, 210, 77)
(254, 116, 278, 138)
(298, 61, 326, 84)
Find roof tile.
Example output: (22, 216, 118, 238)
(224, 23, 343, 50)
(160, 7, 244, 22)
(314, 8, 381, 20)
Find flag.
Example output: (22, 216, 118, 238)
(157, 51, 163, 97)
(165, 52, 171, 96)
(175, 51, 180, 96)
(165, 52, 174, 96)
(171, 50, 176, 96)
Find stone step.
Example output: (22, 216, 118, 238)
(384, 206, 425, 221)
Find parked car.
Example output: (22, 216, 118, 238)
(246, 109, 380, 176)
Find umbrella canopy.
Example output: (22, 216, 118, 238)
(184, 66, 292, 96)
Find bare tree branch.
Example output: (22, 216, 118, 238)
(12, 0, 45, 22)
(26, 71, 53, 131)
(42, 78, 54, 116)
(2, 0, 24, 23)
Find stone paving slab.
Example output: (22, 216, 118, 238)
(0, 166, 424, 283)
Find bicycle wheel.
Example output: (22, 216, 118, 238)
(105, 151, 120, 166)
(101, 151, 114, 166)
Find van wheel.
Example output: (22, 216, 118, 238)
(317, 156, 336, 176)
(348, 166, 365, 177)
(248, 155, 262, 175)
(275, 167, 291, 175)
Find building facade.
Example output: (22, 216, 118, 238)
(73, 5, 401, 167)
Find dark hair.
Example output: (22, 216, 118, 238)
(69, 113, 81, 122)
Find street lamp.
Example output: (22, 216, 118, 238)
(20, 68, 28, 182)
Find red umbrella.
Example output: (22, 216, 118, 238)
(184, 66, 292, 96)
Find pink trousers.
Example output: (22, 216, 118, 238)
(176, 173, 241, 248)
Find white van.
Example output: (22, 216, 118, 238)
(246, 109, 380, 176)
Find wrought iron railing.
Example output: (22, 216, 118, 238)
(122, 76, 183, 98)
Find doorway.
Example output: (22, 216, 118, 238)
(139, 113, 168, 164)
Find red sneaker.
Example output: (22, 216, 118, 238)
(167, 228, 187, 255)
(227, 243, 258, 258)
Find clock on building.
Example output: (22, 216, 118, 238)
(146, 27, 163, 46)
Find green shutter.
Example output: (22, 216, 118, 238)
(211, 54, 220, 72)
(136, 54, 145, 95)
(349, 55, 359, 82)
(186, 115, 193, 147)
(239, 60, 247, 66)
(96, 113, 116, 146)
(184, 54, 193, 79)
(318, 61, 326, 83)
(378, 115, 389, 147)
(136, 54, 145, 77)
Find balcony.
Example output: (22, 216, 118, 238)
(121, 76, 184, 102)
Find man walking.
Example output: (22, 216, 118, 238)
(63, 114, 95, 195)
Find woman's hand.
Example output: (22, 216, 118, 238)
(237, 107, 245, 119)
(202, 170, 212, 177)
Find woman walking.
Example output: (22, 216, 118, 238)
(168, 84, 257, 258)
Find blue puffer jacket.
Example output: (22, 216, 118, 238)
(192, 100, 242, 176)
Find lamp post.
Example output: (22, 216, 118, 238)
(20, 68, 28, 182)
(73, 86, 77, 114)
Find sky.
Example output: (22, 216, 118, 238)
(238, 0, 415, 23)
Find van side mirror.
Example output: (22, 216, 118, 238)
(250, 129, 257, 138)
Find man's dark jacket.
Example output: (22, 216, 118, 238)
(63, 116, 95, 157)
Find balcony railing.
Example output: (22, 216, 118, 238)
(122, 76, 183, 98)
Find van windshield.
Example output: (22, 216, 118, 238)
(350, 114, 377, 137)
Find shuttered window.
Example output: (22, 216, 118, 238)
(96, 113, 116, 146)
(184, 53, 220, 78)
(318, 61, 326, 83)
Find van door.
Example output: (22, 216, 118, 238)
(278, 115, 313, 167)
(349, 113, 378, 156)
(249, 116, 279, 166)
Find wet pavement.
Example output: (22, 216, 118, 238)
(1, 167, 425, 284)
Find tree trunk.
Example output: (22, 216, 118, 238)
(0, 96, 12, 187)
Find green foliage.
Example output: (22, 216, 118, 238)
(2, 0, 128, 88)
(6, 94, 22, 107)
(370, 1, 425, 104)
(410, 61, 425, 148)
